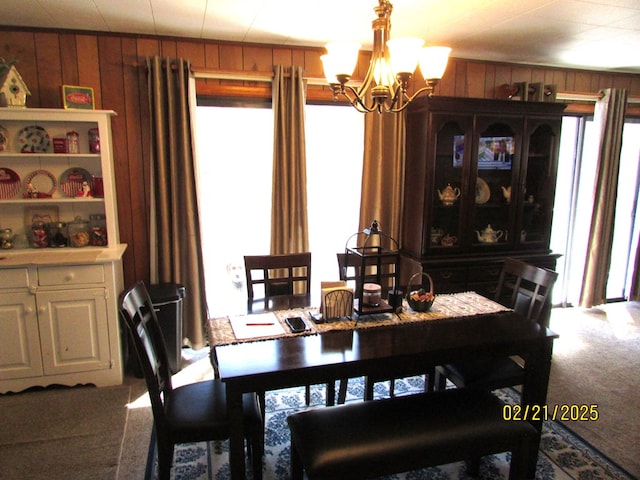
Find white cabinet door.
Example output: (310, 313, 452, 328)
(0, 292, 42, 380)
(36, 288, 112, 375)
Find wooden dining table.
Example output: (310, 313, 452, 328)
(210, 292, 558, 480)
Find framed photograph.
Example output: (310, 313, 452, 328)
(62, 85, 95, 109)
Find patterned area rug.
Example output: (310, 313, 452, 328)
(146, 377, 635, 480)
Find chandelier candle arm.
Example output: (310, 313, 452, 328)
(321, 0, 451, 114)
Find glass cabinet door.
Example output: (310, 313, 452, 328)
(519, 119, 561, 248)
(430, 116, 469, 252)
(470, 118, 520, 249)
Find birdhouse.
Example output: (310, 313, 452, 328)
(0, 65, 31, 108)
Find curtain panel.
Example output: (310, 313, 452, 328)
(579, 88, 628, 308)
(270, 65, 309, 255)
(146, 56, 208, 348)
(358, 110, 406, 245)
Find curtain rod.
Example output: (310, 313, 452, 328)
(193, 68, 638, 103)
(193, 68, 328, 86)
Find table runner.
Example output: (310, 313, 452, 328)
(206, 291, 511, 347)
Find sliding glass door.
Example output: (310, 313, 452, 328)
(550, 117, 640, 306)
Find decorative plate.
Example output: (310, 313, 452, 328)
(0, 125, 8, 152)
(59, 167, 92, 197)
(18, 125, 51, 153)
(475, 177, 490, 204)
(0, 167, 21, 199)
(23, 169, 57, 198)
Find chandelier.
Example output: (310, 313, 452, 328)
(321, 0, 451, 114)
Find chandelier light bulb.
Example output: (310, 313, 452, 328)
(322, 42, 361, 82)
(387, 38, 424, 76)
(419, 46, 452, 82)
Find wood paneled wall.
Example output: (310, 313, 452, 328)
(2, 27, 639, 289)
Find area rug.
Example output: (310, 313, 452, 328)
(0, 384, 130, 480)
(146, 377, 636, 480)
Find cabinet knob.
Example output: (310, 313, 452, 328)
(25, 307, 34, 314)
(64, 272, 75, 282)
(38, 306, 47, 314)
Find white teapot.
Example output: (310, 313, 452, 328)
(501, 185, 511, 203)
(437, 184, 461, 206)
(476, 224, 504, 243)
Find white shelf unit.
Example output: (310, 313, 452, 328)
(0, 108, 127, 393)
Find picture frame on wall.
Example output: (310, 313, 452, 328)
(62, 85, 95, 109)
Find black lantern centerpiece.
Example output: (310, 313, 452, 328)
(344, 220, 401, 316)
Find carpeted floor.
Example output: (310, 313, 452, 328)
(146, 378, 636, 480)
(1, 302, 638, 480)
(0, 383, 130, 479)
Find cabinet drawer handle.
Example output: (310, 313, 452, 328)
(64, 273, 75, 282)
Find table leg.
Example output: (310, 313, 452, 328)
(521, 338, 555, 478)
(227, 385, 246, 480)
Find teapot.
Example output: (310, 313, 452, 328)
(475, 224, 504, 243)
(437, 184, 461, 206)
(501, 185, 511, 203)
(440, 234, 457, 247)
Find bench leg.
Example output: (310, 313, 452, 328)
(509, 436, 533, 480)
(290, 440, 304, 480)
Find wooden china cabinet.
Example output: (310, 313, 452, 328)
(401, 96, 566, 298)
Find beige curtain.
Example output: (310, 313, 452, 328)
(579, 88, 628, 308)
(358, 110, 405, 243)
(271, 65, 309, 255)
(630, 233, 640, 301)
(146, 56, 207, 348)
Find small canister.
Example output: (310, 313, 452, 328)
(88, 127, 100, 153)
(31, 221, 50, 248)
(49, 222, 69, 247)
(362, 283, 382, 307)
(0, 228, 14, 249)
(68, 216, 90, 247)
(67, 130, 80, 154)
(89, 214, 108, 246)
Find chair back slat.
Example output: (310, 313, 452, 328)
(244, 252, 311, 302)
(495, 258, 558, 326)
(119, 282, 173, 435)
(336, 252, 397, 295)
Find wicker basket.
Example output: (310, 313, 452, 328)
(406, 272, 435, 312)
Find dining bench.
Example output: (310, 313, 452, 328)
(286, 388, 536, 480)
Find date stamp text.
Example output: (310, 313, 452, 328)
(503, 404, 599, 422)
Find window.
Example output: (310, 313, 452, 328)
(195, 102, 363, 315)
(550, 116, 640, 305)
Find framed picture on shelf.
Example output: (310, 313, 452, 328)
(62, 85, 95, 110)
(477, 136, 514, 170)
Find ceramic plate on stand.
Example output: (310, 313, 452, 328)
(59, 167, 92, 197)
(0, 167, 21, 199)
(475, 177, 490, 204)
(18, 125, 51, 153)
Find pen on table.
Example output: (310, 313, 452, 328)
(246, 322, 275, 326)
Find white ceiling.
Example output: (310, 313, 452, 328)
(2, 0, 640, 74)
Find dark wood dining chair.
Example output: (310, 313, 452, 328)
(336, 251, 398, 297)
(119, 281, 264, 480)
(244, 252, 311, 309)
(434, 258, 559, 391)
(244, 252, 319, 404)
(336, 252, 402, 401)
